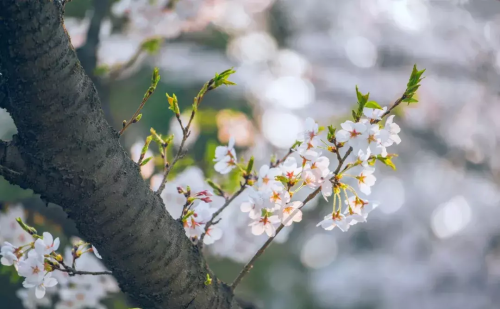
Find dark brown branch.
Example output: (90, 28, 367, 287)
(0, 2, 240, 308)
(59, 260, 113, 276)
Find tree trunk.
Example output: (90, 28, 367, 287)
(0, 1, 239, 308)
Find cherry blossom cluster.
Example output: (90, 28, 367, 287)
(0, 206, 117, 308)
(211, 110, 397, 235)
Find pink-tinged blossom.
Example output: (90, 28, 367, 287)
(303, 169, 333, 201)
(257, 165, 282, 191)
(249, 215, 281, 237)
(214, 136, 237, 174)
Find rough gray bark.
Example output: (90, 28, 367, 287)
(0, 1, 240, 308)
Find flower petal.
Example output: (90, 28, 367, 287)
(35, 285, 46, 299)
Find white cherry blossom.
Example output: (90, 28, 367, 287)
(380, 115, 401, 147)
(203, 225, 223, 245)
(35, 232, 60, 256)
(345, 196, 379, 225)
(356, 167, 376, 195)
(240, 186, 275, 219)
(335, 120, 367, 150)
(1, 242, 18, 266)
(23, 272, 58, 299)
(303, 169, 333, 201)
(257, 164, 282, 191)
(279, 201, 303, 226)
(249, 215, 280, 237)
(358, 124, 387, 157)
(280, 157, 302, 182)
(214, 136, 237, 174)
(214, 155, 237, 174)
(317, 212, 350, 232)
(183, 202, 216, 240)
(214, 136, 236, 161)
(18, 250, 45, 283)
(297, 117, 320, 151)
(363, 106, 387, 120)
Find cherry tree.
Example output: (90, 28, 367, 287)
(0, 1, 425, 308)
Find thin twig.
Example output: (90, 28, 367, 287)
(376, 94, 406, 123)
(155, 112, 195, 195)
(156, 85, 210, 195)
(59, 269, 113, 276)
(107, 38, 161, 81)
(119, 95, 153, 135)
(59, 259, 112, 276)
(270, 147, 294, 168)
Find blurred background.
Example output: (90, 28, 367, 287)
(2, 0, 500, 308)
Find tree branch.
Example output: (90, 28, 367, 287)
(75, 0, 113, 122)
(0, 1, 240, 308)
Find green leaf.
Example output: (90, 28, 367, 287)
(206, 179, 224, 196)
(141, 136, 153, 156)
(93, 64, 109, 76)
(246, 156, 254, 175)
(133, 114, 142, 123)
(140, 157, 152, 166)
(355, 86, 370, 120)
(327, 125, 336, 142)
(204, 273, 212, 286)
(376, 156, 396, 170)
(355, 86, 369, 105)
(212, 68, 237, 89)
(149, 128, 164, 146)
(364, 101, 383, 110)
(402, 97, 418, 104)
(166, 93, 180, 115)
(290, 140, 303, 150)
(16, 217, 37, 235)
(141, 37, 163, 54)
(151, 67, 160, 87)
(275, 175, 289, 186)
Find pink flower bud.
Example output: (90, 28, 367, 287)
(201, 197, 212, 203)
(196, 190, 213, 197)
